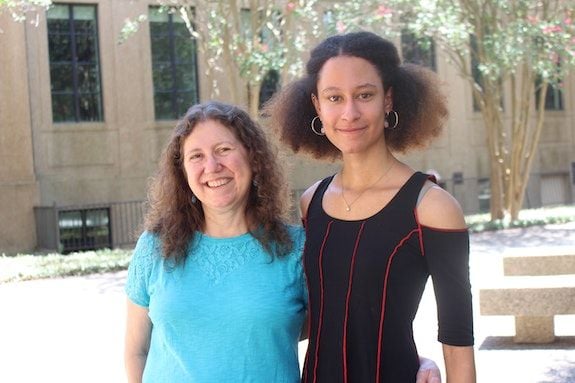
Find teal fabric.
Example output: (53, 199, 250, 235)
(125, 225, 307, 383)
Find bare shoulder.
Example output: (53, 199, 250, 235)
(417, 183, 466, 229)
(300, 180, 323, 219)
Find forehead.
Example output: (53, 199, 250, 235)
(317, 56, 383, 90)
(183, 119, 240, 150)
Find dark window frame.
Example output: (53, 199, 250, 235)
(58, 207, 111, 253)
(400, 29, 436, 71)
(535, 77, 564, 111)
(149, 7, 200, 120)
(47, 3, 104, 123)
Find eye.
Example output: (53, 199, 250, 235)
(357, 92, 374, 100)
(327, 95, 342, 102)
(188, 153, 203, 162)
(216, 146, 233, 155)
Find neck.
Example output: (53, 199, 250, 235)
(341, 149, 395, 188)
(202, 208, 250, 238)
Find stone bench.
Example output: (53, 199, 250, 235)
(503, 251, 575, 276)
(479, 250, 575, 343)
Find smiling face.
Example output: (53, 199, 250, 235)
(182, 119, 253, 216)
(312, 55, 393, 155)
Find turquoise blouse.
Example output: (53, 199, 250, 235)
(125, 225, 307, 383)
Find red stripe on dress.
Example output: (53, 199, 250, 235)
(342, 221, 366, 382)
(311, 220, 333, 383)
(375, 228, 419, 383)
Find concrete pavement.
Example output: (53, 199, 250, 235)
(0, 222, 574, 382)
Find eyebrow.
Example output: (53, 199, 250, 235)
(184, 140, 236, 154)
(320, 83, 378, 94)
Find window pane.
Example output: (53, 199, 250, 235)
(59, 208, 111, 253)
(75, 33, 96, 62)
(51, 93, 76, 122)
(150, 6, 199, 121)
(78, 93, 102, 121)
(50, 63, 74, 92)
(47, 4, 69, 20)
(175, 90, 196, 116)
(73, 5, 96, 21)
(149, 7, 169, 23)
(535, 76, 564, 111)
(152, 62, 174, 91)
(401, 30, 436, 71)
(47, 19, 70, 34)
(77, 64, 100, 93)
(176, 66, 197, 89)
(150, 34, 171, 62)
(48, 33, 72, 61)
(259, 70, 280, 108)
(154, 92, 175, 120)
(47, 4, 102, 122)
(59, 210, 83, 252)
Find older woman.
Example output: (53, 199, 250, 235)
(124, 101, 306, 382)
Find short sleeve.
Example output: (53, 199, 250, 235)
(125, 231, 160, 307)
(421, 227, 474, 346)
(289, 225, 308, 309)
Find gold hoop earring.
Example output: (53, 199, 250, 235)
(311, 116, 325, 136)
(385, 111, 399, 130)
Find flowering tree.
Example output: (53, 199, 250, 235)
(0, 0, 51, 25)
(399, 0, 574, 220)
(123, 1, 321, 117)
(334, 0, 575, 221)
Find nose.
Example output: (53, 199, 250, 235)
(204, 154, 221, 173)
(341, 99, 360, 121)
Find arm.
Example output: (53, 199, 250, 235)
(443, 345, 476, 383)
(418, 185, 476, 383)
(125, 299, 152, 383)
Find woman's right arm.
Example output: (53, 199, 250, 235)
(124, 299, 152, 383)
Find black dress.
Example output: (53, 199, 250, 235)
(301, 172, 474, 383)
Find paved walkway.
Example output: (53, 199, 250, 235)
(0, 223, 574, 382)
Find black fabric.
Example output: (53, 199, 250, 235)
(302, 172, 474, 383)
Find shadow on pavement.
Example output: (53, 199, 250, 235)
(479, 336, 575, 350)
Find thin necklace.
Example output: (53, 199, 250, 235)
(340, 161, 395, 212)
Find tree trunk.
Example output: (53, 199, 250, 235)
(248, 81, 262, 118)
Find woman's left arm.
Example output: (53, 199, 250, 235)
(443, 345, 476, 383)
(418, 183, 476, 383)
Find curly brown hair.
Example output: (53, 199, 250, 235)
(144, 101, 293, 264)
(263, 31, 448, 159)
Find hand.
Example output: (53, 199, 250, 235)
(416, 356, 441, 383)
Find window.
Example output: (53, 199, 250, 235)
(47, 4, 103, 122)
(401, 30, 436, 71)
(259, 70, 280, 108)
(535, 79, 564, 111)
(149, 7, 199, 120)
(58, 207, 111, 253)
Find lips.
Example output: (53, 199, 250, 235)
(337, 126, 366, 133)
(206, 178, 232, 188)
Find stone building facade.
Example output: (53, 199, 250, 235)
(1, 1, 573, 253)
